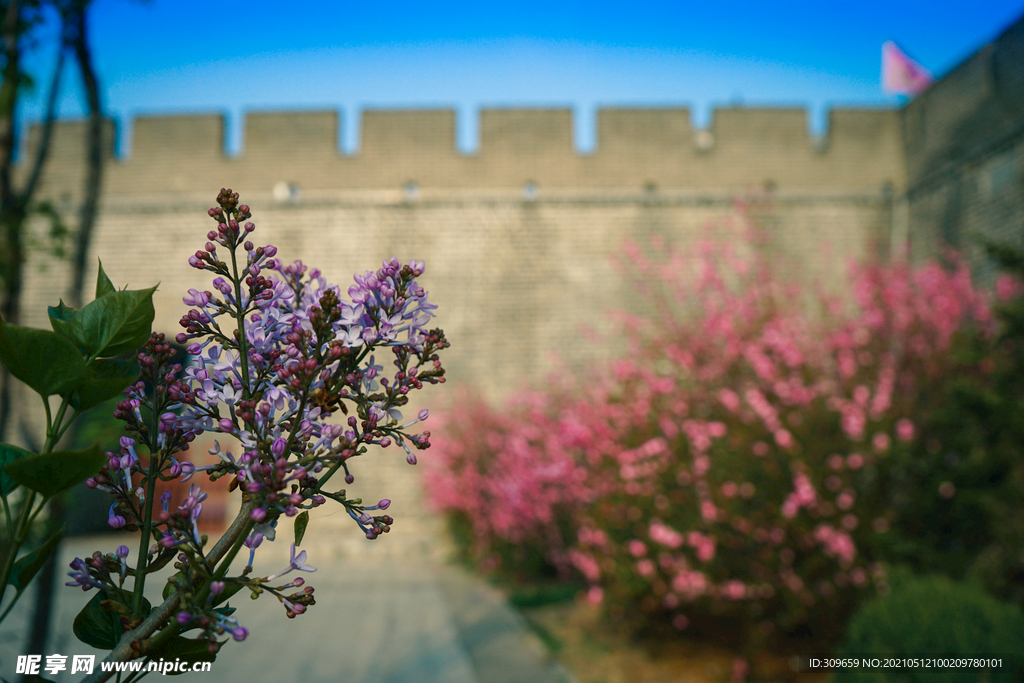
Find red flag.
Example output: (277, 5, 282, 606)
(882, 41, 933, 95)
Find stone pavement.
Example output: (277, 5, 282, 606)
(0, 455, 576, 683)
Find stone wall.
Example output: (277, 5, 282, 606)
(903, 14, 1024, 284)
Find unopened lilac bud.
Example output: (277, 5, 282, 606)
(177, 612, 192, 625)
(271, 438, 287, 457)
(244, 240, 254, 251)
(345, 474, 355, 484)
(244, 222, 255, 232)
(232, 626, 249, 641)
(406, 453, 418, 466)
(250, 507, 267, 523)
(176, 333, 188, 344)
(418, 409, 429, 421)
(380, 437, 392, 447)
(358, 512, 372, 524)
(210, 581, 225, 595)
(219, 418, 234, 432)
(378, 499, 391, 510)
(264, 245, 278, 257)
(116, 545, 130, 559)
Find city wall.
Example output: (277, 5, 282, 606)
(903, 14, 1024, 280)
(16, 106, 902, 403)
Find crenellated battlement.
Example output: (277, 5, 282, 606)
(21, 105, 904, 198)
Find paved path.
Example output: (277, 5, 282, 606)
(1, 456, 576, 683)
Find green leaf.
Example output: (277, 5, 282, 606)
(0, 442, 33, 497)
(65, 356, 141, 412)
(56, 286, 157, 358)
(47, 300, 84, 355)
(95, 259, 116, 299)
(148, 636, 217, 673)
(0, 319, 89, 397)
(47, 299, 79, 337)
(8, 525, 64, 591)
(294, 510, 309, 546)
(73, 589, 150, 650)
(5, 445, 105, 498)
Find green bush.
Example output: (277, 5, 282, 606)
(832, 568, 1024, 683)
(873, 237, 1024, 609)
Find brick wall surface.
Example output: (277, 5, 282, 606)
(903, 14, 1024, 285)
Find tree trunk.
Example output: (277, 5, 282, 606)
(23, 2, 104, 671)
(69, 0, 102, 308)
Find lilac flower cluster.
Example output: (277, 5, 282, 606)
(69, 189, 448, 660)
(171, 189, 447, 532)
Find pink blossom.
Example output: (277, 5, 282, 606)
(696, 540, 715, 563)
(851, 568, 867, 587)
(996, 274, 1024, 301)
(637, 559, 656, 577)
(649, 521, 684, 549)
(722, 580, 746, 600)
(896, 418, 915, 442)
(569, 550, 601, 581)
(628, 539, 647, 557)
(718, 388, 741, 413)
(721, 481, 738, 498)
(847, 453, 864, 469)
(872, 432, 891, 453)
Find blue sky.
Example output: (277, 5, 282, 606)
(16, 0, 1024, 155)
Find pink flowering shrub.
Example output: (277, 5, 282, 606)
(425, 210, 998, 652)
(426, 388, 591, 582)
